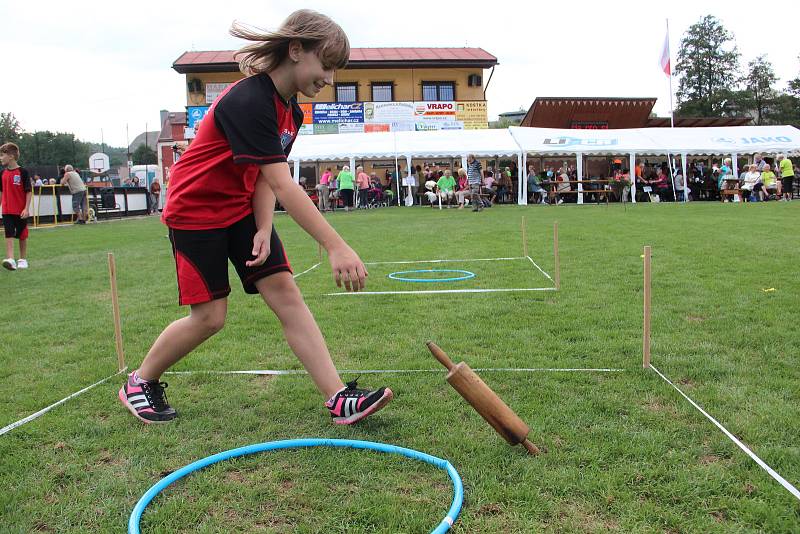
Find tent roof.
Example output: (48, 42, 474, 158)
(288, 125, 800, 162)
(509, 125, 800, 156)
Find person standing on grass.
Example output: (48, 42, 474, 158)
(777, 154, 794, 201)
(0, 143, 31, 271)
(355, 165, 370, 208)
(316, 167, 332, 211)
(336, 165, 355, 211)
(60, 165, 87, 224)
(149, 178, 161, 214)
(466, 154, 483, 212)
(119, 10, 393, 426)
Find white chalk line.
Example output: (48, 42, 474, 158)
(526, 255, 555, 284)
(292, 262, 321, 279)
(325, 287, 558, 296)
(363, 256, 526, 266)
(166, 367, 624, 376)
(650, 364, 800, 502)
(0, 368, 128, 437)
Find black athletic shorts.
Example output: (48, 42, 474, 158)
(168, 213, 292, 306)
(781, 176, 794, 194)
(2, 214, 28, 240)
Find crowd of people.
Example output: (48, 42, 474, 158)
(307, 151, 798, 210)
(521, 152, 797, 204)
(312, 156, 522, 212)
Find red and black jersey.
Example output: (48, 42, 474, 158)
(0, 166, 31, 215)
(163, 73, 303, 230)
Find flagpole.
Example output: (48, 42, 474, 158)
(667, 18, 674, 129)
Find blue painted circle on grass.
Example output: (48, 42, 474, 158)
(388, 269, 476, 283)
(129, 438, 463, 534)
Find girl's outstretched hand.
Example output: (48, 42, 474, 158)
(328, 243, 368, 291)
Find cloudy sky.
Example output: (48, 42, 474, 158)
(4, 0, 798, 147)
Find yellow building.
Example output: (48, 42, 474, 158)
(173, 47, 498, 180)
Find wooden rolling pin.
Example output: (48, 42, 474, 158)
(427, 341, 540, 455)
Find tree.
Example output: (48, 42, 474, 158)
(763, 93, 800, 126)
(132, 144, 157, 165)
(788, 55, 800, 97)
(0, 112, 23, 144)
(674, 15, 742, 117)
(742, 55, 778, 124)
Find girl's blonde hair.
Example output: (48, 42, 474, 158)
(231, 9, 350, 75)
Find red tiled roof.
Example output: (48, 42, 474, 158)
(173, 48, 497, 73)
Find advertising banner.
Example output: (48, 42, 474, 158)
(313, 103, 364, 124)
(364, 102, 415, 124)
(313, 123, 339, 135)
(298, 103, 313, 124)
(187, 106, 210, 128)
(455, 101, 488, 130)
(413, 101, 456, 121)
(338, 123, 365, 134)
(205, 83, 230, 104)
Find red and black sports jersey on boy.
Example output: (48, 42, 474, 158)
(0, 167, 31, 215)
(163, 73, 303, 230)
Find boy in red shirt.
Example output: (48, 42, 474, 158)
(119, 10, 392, 426)
(0, 143, 31, 271)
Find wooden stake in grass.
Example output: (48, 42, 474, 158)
(107, 253, 126, 372)
(521, 216, 528, 258)
(553, 221, 561, 290)
(643, 245, 651, 369)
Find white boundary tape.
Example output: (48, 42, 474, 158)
(526, 255, 555, 284)
(650, 364, 800, 501)
(327, 287, 557, 296)
(166, 367, 623, 376)
(0, 368, 127, 437)
(364, 256, 526, 266)
(327, 256, 556, 296)
(292, 262, 321, 279)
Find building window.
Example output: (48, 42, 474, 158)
(335, 82, 358, 102)
(421, 82, 455, 101)
(371, 82, 393, 102)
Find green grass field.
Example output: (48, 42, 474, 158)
(1, 202, 799, 533)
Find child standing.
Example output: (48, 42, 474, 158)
(0, 143, 31, 271)
(119, 10, 392, 425)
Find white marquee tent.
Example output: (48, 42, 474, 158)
(288, 125, 800, 204)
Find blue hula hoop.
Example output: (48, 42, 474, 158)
(388, 269, 476, 283)
(129, 438, 463, 534)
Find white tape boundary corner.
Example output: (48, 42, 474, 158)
(650, 364, 800, 502)
(0, 368, 127, 437)
(297, 255, 557, 296)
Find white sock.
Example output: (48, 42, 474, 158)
(326, 386, 346, 405)
(131, 370, 147, 385)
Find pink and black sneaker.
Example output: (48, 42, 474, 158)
(118, 371, 177, 423)
(326, 378, 393, 425)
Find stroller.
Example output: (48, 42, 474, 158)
(367, 182, 389, 208)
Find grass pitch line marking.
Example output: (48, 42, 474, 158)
(651, 364, 800, 502)
(166, 367, 624, 376)
(364, 256, 526, 266)
(326, 287, 558, 296)
(0, 368, 127, 437)
(526, 256, 555, 284)
(292, 262, 321, 279)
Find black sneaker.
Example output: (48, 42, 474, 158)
(325, 378, 393, 425)
(118, 371, 177, 423)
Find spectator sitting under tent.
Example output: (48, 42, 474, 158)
(436, 169, 456, 206)
(455, 168, 470, 209)
(527, 165, 547, 204)
(760, 164, 778, 199)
